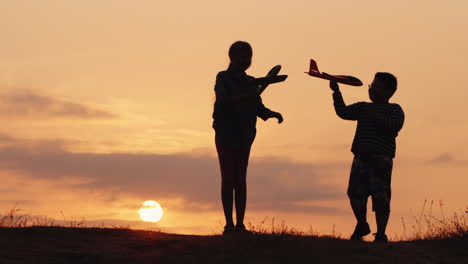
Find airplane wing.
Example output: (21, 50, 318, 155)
(257, 65, 287, 95)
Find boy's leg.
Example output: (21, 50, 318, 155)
(349, 198, 371, 240)
(350, 198, 368, 224)
(216, 141, 236, 229)
(370, 156, 393, 241)
(375, 211, 390, 235)
(234, 145, 251, 229)
(348, 155, 371, 239)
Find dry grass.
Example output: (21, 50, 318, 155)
(0, 206, 133, 230)
(247, 217, 343, 239)
(0, 206, 86, 228)
(397, 200, 468, 241)
(0, 207, 29, 227)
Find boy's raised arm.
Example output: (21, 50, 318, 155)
(330, 81, 362, 121)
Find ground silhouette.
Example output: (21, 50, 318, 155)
(0, 226, 466, 264)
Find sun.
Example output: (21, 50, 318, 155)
(139, 200, 163, 223)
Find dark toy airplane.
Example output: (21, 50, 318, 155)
(252, 65, 288, 95)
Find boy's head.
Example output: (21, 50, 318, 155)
(368, 72, 398, 103)
(229, 41, 252, 72)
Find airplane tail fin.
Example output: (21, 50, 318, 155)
(308, 59, 320, 74)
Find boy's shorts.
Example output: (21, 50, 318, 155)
(347, 154, 393, 212)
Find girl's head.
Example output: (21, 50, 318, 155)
(228, 41, 252, 72)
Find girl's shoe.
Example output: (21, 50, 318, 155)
(223, 224, 235, 235)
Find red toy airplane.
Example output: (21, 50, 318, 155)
(305, 59, 363, 86)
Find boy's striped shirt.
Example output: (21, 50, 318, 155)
(333, 91, 405, 158)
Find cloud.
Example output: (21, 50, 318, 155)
(0, 132, 73, 151)
(430, 153, 455, 163)
(428, 153, 467, 165)
(0, 137, 348, 215)
(0, 91, 115, 119)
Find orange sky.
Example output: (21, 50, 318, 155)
(0, 0, 467, 236)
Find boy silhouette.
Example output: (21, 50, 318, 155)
(213, 41, 283, 234)
(329, 73, 404, 242)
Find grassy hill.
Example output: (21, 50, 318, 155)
(0, 226, 466, 264)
